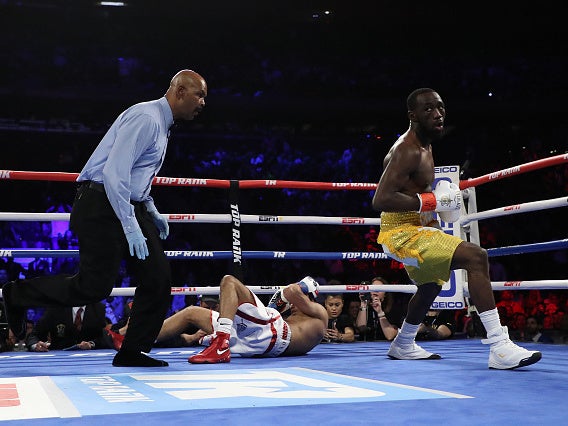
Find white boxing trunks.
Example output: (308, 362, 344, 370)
(208, 291, 291, 357)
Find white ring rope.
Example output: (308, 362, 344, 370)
(2, 196, 565, 229)
(2, 281, 568, 299)
(460, 196, 568, 226)
(0, 212, 381, 226)
(90, 280, 568, 298)
(110, 284, 419, 297)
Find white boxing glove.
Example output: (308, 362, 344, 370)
(438, 208, 461, 223)
(298, 276, 320, 301)
(417, 180, 461, 213)
(268, 289, 291, 313)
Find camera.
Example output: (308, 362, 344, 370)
(359, 282, 371, 301)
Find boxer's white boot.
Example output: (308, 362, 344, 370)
(387, 329, 441, 360)
(482, 326, 542, 369)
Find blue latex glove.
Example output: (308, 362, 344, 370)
(145, 201, 169, 240)
(125, 229, 149, 260)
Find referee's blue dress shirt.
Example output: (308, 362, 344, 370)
(77, 97, 174, 235)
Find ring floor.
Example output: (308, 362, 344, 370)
(1, 339, 566, 425)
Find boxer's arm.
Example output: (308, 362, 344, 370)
(372, 142, 423, 212)
(283, 284, 327, 323)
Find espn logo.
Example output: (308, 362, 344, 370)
(342, 217, 365, 224)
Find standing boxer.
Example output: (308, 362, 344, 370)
(2, 69, 207, 367)
(372, 88, 541, 369)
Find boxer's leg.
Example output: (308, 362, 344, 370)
(388, 282, 442, 360)
(452, 242, 542, 369)
(157, 305, 213, 342)
(188, 275, 250, 364)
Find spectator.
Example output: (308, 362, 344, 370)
(520, 316, 554, 344)
(26, 302, 113, 351)
(416, 309, 456, 341)
(346, 297, 361, 340)
(495, 290, 524, 319)
(356, 276, 410, 341)
(508, 312, 528, 340)
(0, 267, 9, 286)
(322, 293, 355, 343)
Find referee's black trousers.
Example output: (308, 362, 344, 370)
(10, 183, 172, 353)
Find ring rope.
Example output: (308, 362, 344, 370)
(0, 170, 376, 191)
(0, 249, 389, 260)
(3, 152, 567, 191)
(4, 240, 566, 260)
(460, 196, 567, 226)
(6, 281, 567, 299)
(0, 212, 381, 226)
(459, 153, 568, 189)
(488, 239, 568, 257)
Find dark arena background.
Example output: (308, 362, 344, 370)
(0, 1, 567, 424)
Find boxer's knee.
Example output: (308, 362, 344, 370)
(454, 242, 488, 272)
(468, 245, 488, 271)
(220, 274, 240, 290)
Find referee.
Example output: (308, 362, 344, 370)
(2, 69, 207, 367)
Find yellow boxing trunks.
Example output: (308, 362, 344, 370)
(377, 211, 463, 285)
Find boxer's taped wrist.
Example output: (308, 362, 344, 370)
(280, 288, 289, 303)
(417, 192, 436, 212)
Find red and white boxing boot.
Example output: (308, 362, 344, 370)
(188, 332, 231, 364)
(107, 329, 125, 351)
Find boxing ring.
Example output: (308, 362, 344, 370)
(1, 153, 567, 425)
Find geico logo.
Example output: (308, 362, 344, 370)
(431, 301, 464, 309)
(342, 217, 365, 224)
(434, 166, 458, 173)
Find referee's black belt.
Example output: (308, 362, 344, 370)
(80, 180, 105, 193)
(79, 180, 143, 206)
